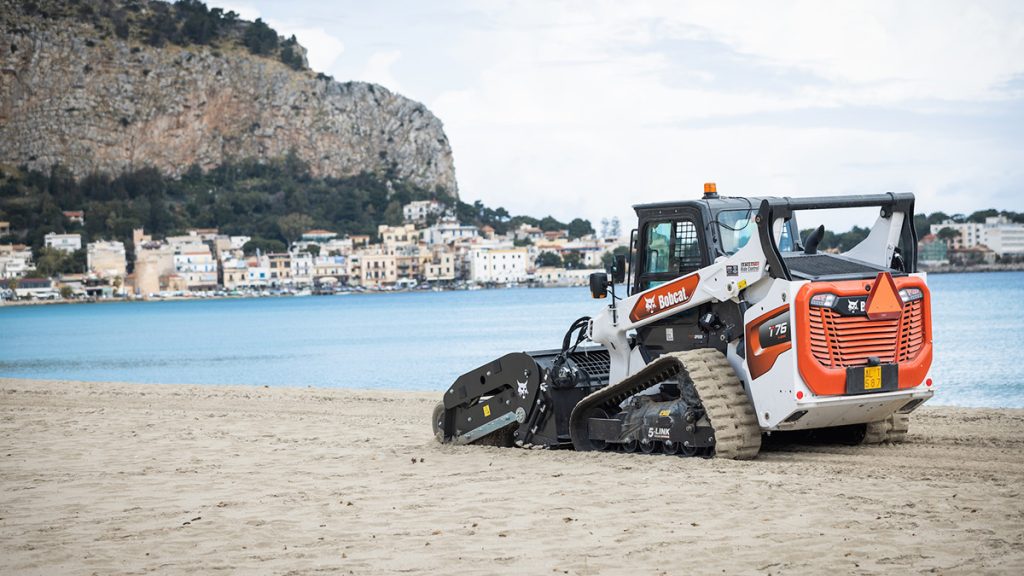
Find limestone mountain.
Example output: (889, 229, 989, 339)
(0, 0, 458, 196)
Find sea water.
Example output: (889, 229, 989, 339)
(1, 272, 1022, 408)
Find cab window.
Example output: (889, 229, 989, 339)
(640, 219, 704, 290)
(645, 222, 672, 274)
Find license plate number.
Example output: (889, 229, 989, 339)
(864, 366, 882, 390)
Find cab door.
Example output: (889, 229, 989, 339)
(634, 209, 708, 293)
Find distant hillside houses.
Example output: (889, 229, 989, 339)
(1, 199, 625, 300)
(925, 215, 1024, 266)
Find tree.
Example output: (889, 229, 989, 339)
(936, 227, 960, 246)
(383, 201, 403, 226)
(601, 245, 629, 269)
(242, 238, 286, 255)
(563, 251, 582, 269)
(243, 18, 278, 55)
(305, 244, 320, 257)
(59, 286, 73, 299)
(539, 215, 565, 232)
(277, 213, 313, 246)
(567, 218, 594, 239)
(34, 248, 82, 277)
(536, 252, 562, 268)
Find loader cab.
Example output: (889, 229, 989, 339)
(629, 193, 795, 295)
(627, 190, 795, 358)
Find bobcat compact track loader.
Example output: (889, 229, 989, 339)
(432, 185, 934, 459)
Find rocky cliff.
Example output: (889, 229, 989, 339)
(0, 0, 458, 195)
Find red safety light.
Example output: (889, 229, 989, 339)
(926, 378, 933, 387)
(796, 390, 804, 400)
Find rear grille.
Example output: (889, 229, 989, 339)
(809, 300, 925, 367)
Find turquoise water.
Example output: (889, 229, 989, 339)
(1, 272, 1022, 408)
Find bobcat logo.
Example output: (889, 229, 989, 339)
(516, 379, 529, 399)
(644, 296, 657, 314)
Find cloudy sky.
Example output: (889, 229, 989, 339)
(222, 0, 1024, 232)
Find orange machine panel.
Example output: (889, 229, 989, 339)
(629, 273, 701, 323)
(795, 275, 932, 396)
(745, 305, 793, 380)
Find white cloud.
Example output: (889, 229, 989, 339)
(430, 0, 1024, 231)
(216, 1, 261, 22)
(358, 50, 404, 92)
(269, 24, 346, 72)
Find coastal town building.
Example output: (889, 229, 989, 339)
(268, 253, 292, 285)
(422, 219, 479, 245)
(533, 266, 606, 286)
(424, 249, 457, 283)
(0, 245, 33, 279)
(379, 224, 419, 246)
(290, 250, 314, 286)
(173, 242, 218, 290)
(313, 255, 346, 284)
(402, 200, 444, 224)
(246, 255, 270, 287)
(931, 216, 1024, 255)
(9, 214, 630, 299)
(221, 257, 249, 290)
(133, 243, 174, 296)
(917, 234, 949, 266)
(361, 248, 399, 288)
(86, 240, 127, 280)
(0, 221, 10, 237)
(469, 247, 530, 284)
(44, 232, 82, 253)
(301, 229, 337, 242)
(62, 211, 85, 225)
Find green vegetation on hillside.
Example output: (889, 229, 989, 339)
(20, 0, 306, 71)
(0, 155, 594, 264)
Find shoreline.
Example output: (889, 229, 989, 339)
(0, 282, 577, 307)
(4, 266, 1022, 307)
(2, 377, 1023, 574)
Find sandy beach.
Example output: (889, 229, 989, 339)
(2, 378, 1022, 575)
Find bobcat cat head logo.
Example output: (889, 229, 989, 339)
(644, 295, 657, 313)
(516, 379, 529, 398)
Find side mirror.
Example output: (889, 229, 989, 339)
(612, 254, 627, 284)
(589, 272, 608, 299)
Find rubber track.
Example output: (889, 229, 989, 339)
(668, 349, 761, 460)
(569, 348, 761, 459)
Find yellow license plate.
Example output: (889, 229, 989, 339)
(864, 366, 882, 390)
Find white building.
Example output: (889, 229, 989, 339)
(423, 220, 479, 245)
(469, 247, 529, 284)
(86, 240, 127, 279)
(0, 245, 33, 279)
(314, 255, 346, 282)
(246, 255, 271, 287)
(173, 242, 218, 290)
(931, 216, 1024, 255)
(221, 257, 249, 290)
(403, 200, 443, 224)
(44, 232, 82, 253)
(981, 216, 1024, 255)
(533, 267, 605, 287)
(290, 250, 314, 286)
(229, 236, 251, 250)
